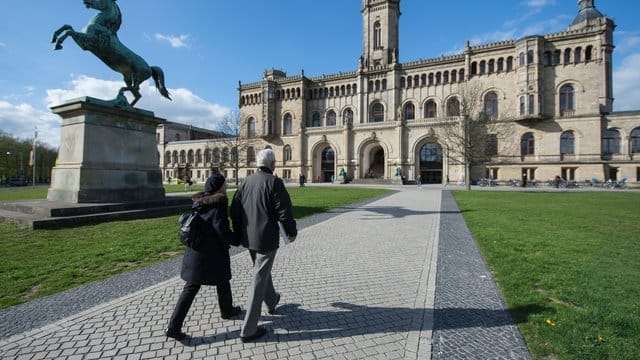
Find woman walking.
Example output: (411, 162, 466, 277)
(166, 173, 241, 340)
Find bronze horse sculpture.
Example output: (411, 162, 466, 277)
(52, 0, 171, 107)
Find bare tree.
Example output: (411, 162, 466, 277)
(442, 82, 515, 190)
(211, 109, 254, 185)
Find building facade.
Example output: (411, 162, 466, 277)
(160, 0, 640, 185)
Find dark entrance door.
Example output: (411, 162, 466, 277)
(419, 143, 443, 184)
(321, 147, 335, 182)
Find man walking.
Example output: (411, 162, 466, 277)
(230, 149, 298, 342)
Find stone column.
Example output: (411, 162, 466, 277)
(47, 97, 166, 203)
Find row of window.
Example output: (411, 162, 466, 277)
(164, 145, 294, 166)
(521, 127, 640, 156)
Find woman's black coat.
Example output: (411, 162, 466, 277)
(180, 192, 235, 286)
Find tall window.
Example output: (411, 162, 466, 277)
(343, 108, 354, 125)
(246, 146, 256, 164)
(506, 57, 513, 71)
(631, 128, 640, 154)
(519, 52, 525, 66)
(574, 47, 582, 63)
(180, 150, 186, 164)
(283, 113, 293, 135)
(195, 149, 202, 164)
(527, 50, 534, 64)
(204, 148, 211, 164)
(187, 150, 194, 164)
(446, 98, 460, 117)
(484, 92, 498, 117)
(488, 60, 494, 74)
(311, 112, 321, 127)
(497, 58, 504, 72)
(560, 131, 575, 155)
(603, 129, 621, 154)
(529, 94, 535, 114)
(560, 85, 575, 115)
(403, 103, 415, 120)
(283, 145, 292, 161)
(553, 50, 561, 65)
(425, 100, 437, 118)
(326, 110, 337, 126)
(212, 148, 220, 163)
(371, 103, 384, 122)
(222, 148, 230, 163)
(247, 117, 256, 137)
(521, 133, 535, 156)
(564, 48, 571, 64)
(519, 96, 525, 115)
(373, 22, 381, 49)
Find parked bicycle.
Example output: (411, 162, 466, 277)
(478, 178, 497, 187)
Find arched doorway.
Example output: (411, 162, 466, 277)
(419, 143, 443, 184)
(321, 147, 335, 182)
(362, 144, 385, 178)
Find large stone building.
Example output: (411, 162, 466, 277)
(159, 0, 640, 185)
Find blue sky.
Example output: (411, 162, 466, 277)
(1, 0, 639, 148)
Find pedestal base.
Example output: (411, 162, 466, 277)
(47, 97, 166, 203)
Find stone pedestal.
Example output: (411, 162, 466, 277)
(47, 97, 166, 203)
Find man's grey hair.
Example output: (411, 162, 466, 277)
(256, 148, 276, 168)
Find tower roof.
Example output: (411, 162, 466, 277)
(570, 0, 604, 27)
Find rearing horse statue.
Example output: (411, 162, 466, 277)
(52, 0, 171, 107)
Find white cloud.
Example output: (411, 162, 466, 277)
(0, 101, 60, 149)
(615, 32, 640, 54)
(613, 53, 640, 111)
(154, 33, 190, 48)
(521, 0, 555, 9)
(0, 75, 230, 148)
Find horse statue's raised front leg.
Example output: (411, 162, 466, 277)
(52, 25, 74, 50)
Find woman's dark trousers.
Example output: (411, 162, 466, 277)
(168, 281, 234, 331)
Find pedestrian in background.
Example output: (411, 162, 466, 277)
(166, 173, 241, 341)
(231, 149, 298, 342)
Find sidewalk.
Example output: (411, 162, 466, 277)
(0, 186, 530, 359)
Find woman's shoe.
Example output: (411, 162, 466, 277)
(220, 306, 241, 320)
(165, 329, 187, 340)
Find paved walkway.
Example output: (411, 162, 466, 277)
(0, 185, 530, 359)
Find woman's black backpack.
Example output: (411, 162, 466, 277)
(178, 210, 205, 249)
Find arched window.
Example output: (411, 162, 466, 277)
(488, 60, 494, 74)
(283, 113, 293, 135)
(553, 50, 561, 65)
(497, 58, 504, 72)
(421, 74, 427, 86)
(521, 133, 535, 156)
(560, 85, 575, 115)
(231, 147, 238, 163)
(451, 70, 457, 83)
(543, 51, 551, 66)
(246, 146, 256, 164)
(564, 48, 571, 64)
(603, 129, 621, 154)
(406, 77, 412, 88)
(212, 148, 220, 163)
(446, 98, 460, 117)
(506, 57, 513, 71)
(527, 50, 534, 64)
(436, 72, 442, 84)
(164, 151, 171, 165)
(247, 117, 256, 137)
(574, 47, 582, 63)
(371, 103, 384, 122)
(519, 52, 525, 66)
(172, 151, 179, 164)
(428, 73, 434, 85)
(425, 100, 437, 118)
(222, 148, 230, 163)
(283, 145, 292, 162)
(479, 61, 486, 74)
(585, 45, 593, 62)
(471, 62, 477, 75)
(561, 131, 575, 155)
(484, 92, 498, 117)
(403, 103, 415, 120)
(311, 112, 321, 127)
(343, 108, 354, 125)
(400, 77, 406, 88)
(204, 148, 211, 164)
(520, 96, 526, 115)
(443, 71, 449, 84)
(187, 150, 194, 164)
(326, 110, 337, 126)
(374, 22, 382, 49)
(631, 128, 640, 154)
(195, 149, 202, 164)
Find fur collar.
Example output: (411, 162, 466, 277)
(191, 192, 228, 207)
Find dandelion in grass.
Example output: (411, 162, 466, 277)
(545, 319, 555, 327)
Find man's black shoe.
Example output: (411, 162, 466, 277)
(221, 306, 242, 320)
(165, 329, 187, 341)
(268, 293, 281, 315)
(241, 325, 267, 343)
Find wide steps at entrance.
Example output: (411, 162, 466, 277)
(349, 178, 394, 185)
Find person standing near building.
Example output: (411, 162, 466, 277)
(416, 174, 422, 189)
(231, 149, 298, 342)
(166, 173, 242, 341)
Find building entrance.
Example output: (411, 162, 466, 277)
(321, 147, 335, 182)
(419, 142, 443, 184)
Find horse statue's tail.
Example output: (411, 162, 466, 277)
(151, 66, 172, 101)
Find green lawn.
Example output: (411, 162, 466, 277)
(0, 187, 389, 309)
(452, 191, 640, 360)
